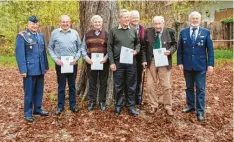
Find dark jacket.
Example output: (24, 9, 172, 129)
(15, 29, 49, 75)
(142, 27, 177, 69)
(177, 27, 214, 71)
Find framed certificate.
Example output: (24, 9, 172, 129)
(153, 48, 169, 67)
(61, 56, 73, 73)
(120, 46, 133, 64)
(91, 53, 104, 70)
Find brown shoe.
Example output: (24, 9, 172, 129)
(165, 108, 174, 116)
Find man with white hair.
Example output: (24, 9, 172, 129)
(177, 11, 214, 121)
(48, 15, 82, 115)
(142, 16, 177, 116)
(107, 9, 140, 117)
(127, 10, 145, 106)
(81, 15, 109, 111)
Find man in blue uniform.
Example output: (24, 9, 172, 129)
(177, 11, 214, 121)
(15, 16, 49, 122)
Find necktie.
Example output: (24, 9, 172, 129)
(154, 32, 160, 49)
(191, 27, 197, 44)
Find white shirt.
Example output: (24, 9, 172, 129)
(190, 27, 199, 40)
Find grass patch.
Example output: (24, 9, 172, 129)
(0, 49, 232, 68)
(172, 49, 233, 67)
(0, 54, 83, 68)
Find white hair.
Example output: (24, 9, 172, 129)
(189, 11, 201, 20)
(130, 10, 140, 17)
(90, 15, 103, 23)
(118, 9, 130, 18)
(152, 16, 164, 23)
(60, 15, 71, 21)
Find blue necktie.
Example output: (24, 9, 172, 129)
(191, 27, 197, 45)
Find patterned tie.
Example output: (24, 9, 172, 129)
(154, 32, 160, 49)
(191, 27, 197, 45)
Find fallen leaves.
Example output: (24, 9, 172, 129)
(0, 63, 233, 141)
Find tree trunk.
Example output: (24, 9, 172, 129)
(77, 1, 119, 105)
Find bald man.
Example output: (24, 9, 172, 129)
(48, 15, 82, 115)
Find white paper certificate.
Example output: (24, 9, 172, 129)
(153, 48, 169, 67)
(91, 53, 104, 70)
(120, 46, 133, 64)
(61, 56, 73, 73)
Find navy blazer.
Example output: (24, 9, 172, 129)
(15, 29, 49, 76)
(177, 27, 214, 71)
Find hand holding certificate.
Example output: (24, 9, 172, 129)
(120, 46, 133, 64)
(91, 53, 104, 70)
(153, 48, 169, 67)
(61, 56, 73, 73)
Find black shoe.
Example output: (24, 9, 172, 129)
(70, 107, 78, 113)
(182, 107, 195, 113)
(129, 108, 138, 117)
(33, 110, 49, 116)
(88, 103, 95, 111)
(25, 116, 34, 122)
(99, 102, 106, 111)
(55, 108, 63, 115)
(115, 108, 121, 116)
(197, 114, 205, 121)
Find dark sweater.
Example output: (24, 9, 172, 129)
(85, 30, 108, 56)
(107, 25, 140, 64)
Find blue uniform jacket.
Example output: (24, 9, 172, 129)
(177, 27, 214, 71)
(15, 29, 49, 75)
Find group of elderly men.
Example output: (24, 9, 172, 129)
(15, 9, 214, 122)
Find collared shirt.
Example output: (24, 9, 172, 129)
(48, 28, 82, 62)
(81, 30, 108, 61)
(190, 26, 200, 40)
(118, 24, 131, 30)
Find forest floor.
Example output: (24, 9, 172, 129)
(0, 62, 233, 142)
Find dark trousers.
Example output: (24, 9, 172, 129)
(113, 61, 137, 109)
(23, 75, 44, 117)
(184, 70, 206, 115)
(124, 61, 143, 104)
(55, 64, 78, 109)
(87, 63, 109, 104)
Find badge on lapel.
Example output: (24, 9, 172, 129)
(183, 38, 187, 44)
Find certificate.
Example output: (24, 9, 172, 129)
(61, 56, 73, 73)
(91, 53, 104, 70)
(153, 48, 169, 67)
(120, 46, 133, 64)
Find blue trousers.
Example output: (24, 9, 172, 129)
(113, 61, 137, 109)
(184, 70, 206, 114)
(56, 64, 78, 109)
(23, 75, 44, 117)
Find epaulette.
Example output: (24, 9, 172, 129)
(18, 30, 36, 44)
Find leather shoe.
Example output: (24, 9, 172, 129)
(197, 114, 205, 121)
(182, 107, 195, 113)
(115, 108, 121, 116)
(55, 108, 63, 115)
(88, 103, 95, 111)
(70, 107, 78, 113)
(33, 110, 49, 116)
(165, 108, 174, 116)
(129, 108, 138, 117)
(25, 117, 34, 122)
(99, 102, 106, 111)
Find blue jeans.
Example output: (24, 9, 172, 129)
(56, 64, 78, 109)
(184, 70, 206, 114)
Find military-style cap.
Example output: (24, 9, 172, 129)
(28, 16, 39, 23)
